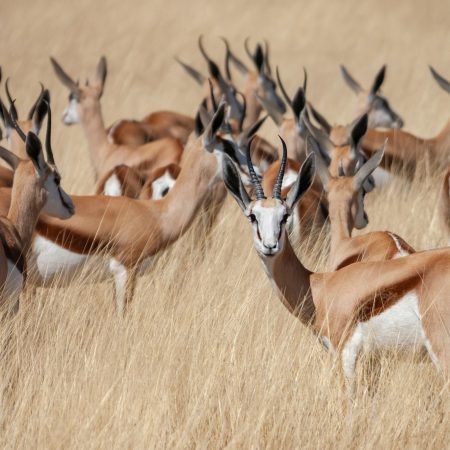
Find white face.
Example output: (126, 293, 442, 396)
(151, 171, 177, 200)
(246, 199, 290, 257)
(62, 97, 80, 125)
(41, 171, 75, 219)
(367, 95, 403, 129)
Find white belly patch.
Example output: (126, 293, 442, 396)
(360, 291, 423, 351)
(31, 235, 91, 286)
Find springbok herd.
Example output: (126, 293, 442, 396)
(0, 37, 449, 397)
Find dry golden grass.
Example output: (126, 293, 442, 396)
(1, 0, 450, 448)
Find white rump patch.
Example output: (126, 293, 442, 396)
(151, 171, 176, 200)
(104, 174, 123, 197)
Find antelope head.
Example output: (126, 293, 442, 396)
(0, 104, 74, 219)
(223, 136, 315, 257)
(225, 38, 286, 121)
(340, 65, 404, 129)
(308, 135, 385, 230)
(0, 74, 49, 154)
(303, 108, 372, 183)
(50, 56, 107, 125)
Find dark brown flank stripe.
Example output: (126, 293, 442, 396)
(35, 219, 107, 255)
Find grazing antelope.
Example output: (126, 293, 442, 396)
(50, 56, 184, 186)
(0, 111, 74, 310)
(309, 137, 415, 270)
(222, 38, 285, 127)
(223, 138, 450, 394)
(0, 103, 231, 315)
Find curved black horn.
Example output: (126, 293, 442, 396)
(5, 78, 18, 121)
(174, 57, 206, 86)
(246, 136, 265, 200)
(44, 100, 55, 165)
(273, 136, 288, 199)
(236, 91, 247, 132)
(27, 82, 45, 120)
(208, 79, 218, 112)
(244, 37, 253, 61)
(198, 35, 222, 80)
(276, 67, 292, 110)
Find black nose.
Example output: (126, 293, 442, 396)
(264, 243, 277, 250)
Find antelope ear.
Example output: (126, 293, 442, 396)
(25, 132, 46, 174)
(353, 144, 385, 190)
(286, 153, 316, 209)
(222, 153, 251, 211)
(306, 136, 330, 190)
(429, 66, 450, 95)
(340, 65, 363, 94)
(0, 145, 20, 170)
(256, 93, 283, 126)
(96, 56, 107, 95)
(370, 65, 386, 95)
(202, 101, 226, 152)
(31, 89, 50, 134)
(50, 57, 81, 98)
(254, 44, 264, 74)
(350, 113, 368, 149)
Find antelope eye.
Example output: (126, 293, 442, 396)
(248, 214, 257, 223)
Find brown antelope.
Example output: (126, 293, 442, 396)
(0, 110, 74, 310)
(0, 79, 49, 158)
(222, 38, 285, 127)
(0, 103, 231, 315)
(308, 136, 415, 270)
(256, 68, 307, 161)
(50, 56, 184, 186)
(328, 66, 450, 175)
(95, 163, 180, 199)
(338, 65, 404, 131)
(223, 138, 450, 395)
(0, 73, 49, 188)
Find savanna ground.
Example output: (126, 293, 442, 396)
(1, 0, 450, 448)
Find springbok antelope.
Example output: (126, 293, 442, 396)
(0, 114, 74, 310)
(50, 56, 184, 186)
(331, 66, 450, 174)
(309, 137, 415, 269)
(0, 103, 230, 315)
(96, 163, 180, 199)
(0, 79, 49, 158)
(222, 38, 285, 127)
(223, 137, 450, 394)
(338, 65, 404, 131)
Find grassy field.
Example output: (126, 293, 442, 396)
(1, 0, 450, 448)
